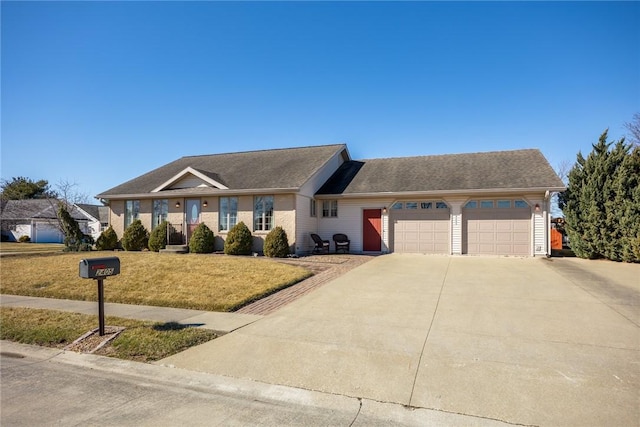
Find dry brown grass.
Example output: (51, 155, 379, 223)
(0, 251, 312, 311)
(0, 307, 217, 362)
(0, 242, 65, 254)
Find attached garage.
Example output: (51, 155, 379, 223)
(463, 200, 531, 256)
(391, 201, 450, 254)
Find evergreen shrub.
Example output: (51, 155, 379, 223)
(148, 221, 169, 252)
(189, 223, 215, 254)
(224, 221, 252, 255)
(263, 226, 290, 258)
(96, 226, 119, 251)
(121, 220, 149, 251)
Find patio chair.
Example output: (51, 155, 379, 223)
(310, 233, 330, 254)
(333, 233, 350, 253)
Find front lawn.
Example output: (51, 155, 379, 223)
(0, 252, 312, 311)
(0, 307, 217, 362)
(0, 242, 65, 254)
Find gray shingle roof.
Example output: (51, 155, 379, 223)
(76, 203, 109, 222)
(97, 144, 347, 197)
(317, 149, 564, 195)
(0, 200, 90, 221)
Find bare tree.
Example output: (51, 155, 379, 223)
(43, 180, 91, 237)
(53, 179, 90, 213)
(624, 113, 640, 147)
(551, 159, 572, 218)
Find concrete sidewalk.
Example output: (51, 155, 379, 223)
(0, 295, 261, 334)
(160, 255, 640, 427)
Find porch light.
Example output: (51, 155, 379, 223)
(534, 203, 540, 212)
(203, 201, 208, 207)
(175, 201, 180, 208)
(382, 206, 387, 214)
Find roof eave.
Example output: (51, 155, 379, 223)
(96, 187, 301, 200)
(316, 186, 566, 199)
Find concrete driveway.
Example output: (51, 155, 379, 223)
(161, 255, 640, 426)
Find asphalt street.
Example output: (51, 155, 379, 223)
(0, 341, 508, 426)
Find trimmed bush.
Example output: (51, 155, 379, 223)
(263, 226, 290, 258)
(96, 226, 119, 251)
(18, 235, 31, 243)
(148, 221, 169, 252)
(224, 221, 252, 255)
(189, 223, 215, 254)
(121, 220, 149, 251)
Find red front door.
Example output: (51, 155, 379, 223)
(363, 209, 382, 251)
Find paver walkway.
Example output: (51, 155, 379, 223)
(237, 255, 376, 315)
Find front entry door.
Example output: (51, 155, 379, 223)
(363, 209, 382, 251)
(185, 199, 201, 243)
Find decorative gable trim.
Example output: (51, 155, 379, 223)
(151, 167, 229, 192)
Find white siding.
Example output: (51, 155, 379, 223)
(318, 198, 393, 253)
(299, 149, 346, 197)
(169, 175, 212, 189)
(295, 194, 318, 254)
(532, 198, 547, 256)
(445, 199, 465, 255)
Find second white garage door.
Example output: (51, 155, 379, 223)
(463, 207, 531, 255)
(392, 208, 450, 254)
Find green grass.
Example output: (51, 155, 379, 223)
(1, 251, 312, 311)
(0, 307, 217, 362)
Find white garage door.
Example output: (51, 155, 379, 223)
(33, 222, 64, 243)
(463, 205, 531, 255)
(391, 204, 450, 254)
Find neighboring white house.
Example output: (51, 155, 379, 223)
(76, 203, 110, 241)
(96, 144, 565, 256)
(0, 199, 105, 243)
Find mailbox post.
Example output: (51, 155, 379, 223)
(79, 257, 120, 336)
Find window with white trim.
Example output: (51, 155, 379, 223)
(220, 197, 238, 231)
(152, 199, 168, 229)
(254, 196, 274, 231)
(310, 199, 316, 217)
(125, 200, 140, 228)
(322, 200, 338, 217)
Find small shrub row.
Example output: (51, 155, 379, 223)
(95, 220, 290, 256)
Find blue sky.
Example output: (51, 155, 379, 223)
(2, 1, 638, 201)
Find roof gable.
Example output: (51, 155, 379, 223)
(151, 167, 229, 192)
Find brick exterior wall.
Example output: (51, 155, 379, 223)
(106, 194, 298, 253)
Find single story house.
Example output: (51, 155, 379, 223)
(0, 199, 100, 243)
(96, 144, 565, 256)
(76, 203, 110, 241)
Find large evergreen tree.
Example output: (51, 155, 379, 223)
(57, 203, 86, 251)
(560, 130, 639, 262)
(0, 177, 56, 200)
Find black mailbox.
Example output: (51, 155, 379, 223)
(79, 257, 120, 279)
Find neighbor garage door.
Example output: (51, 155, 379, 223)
(391, 203, 450, 254)
(463, 202, 531, 255)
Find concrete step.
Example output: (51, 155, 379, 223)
(160, 245, 189, 254)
